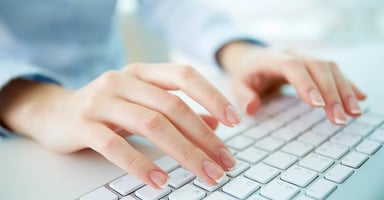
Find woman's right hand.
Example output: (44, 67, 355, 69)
(0, 63, 239, 188)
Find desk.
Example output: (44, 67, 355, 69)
(0, 44, 383, 200)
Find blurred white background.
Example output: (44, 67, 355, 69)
(117, 0, 384, 62)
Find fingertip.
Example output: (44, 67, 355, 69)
(148, 169, 169, 189)
(245, 96, 261, 115)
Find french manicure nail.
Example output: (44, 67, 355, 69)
(219, 148, 236, 169)
(202, 160, 225, 183)
(309, 89, 325, 107)
(348, 96, 362, 114)
(333, 103, 347, 125)
(225, 104, 241, 126)
(149, 170, 168, 188)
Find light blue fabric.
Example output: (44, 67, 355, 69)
(0, 0, 264, 137)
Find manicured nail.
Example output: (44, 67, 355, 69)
(219, 148, 236, 169)
(202, 160, 225, 183)
(225, 104, 241, 126)
(348, 96, 362, 114)
(333, 103, 347, 125)
(309, 89, 325, 107)
(149, 170, 168, 188)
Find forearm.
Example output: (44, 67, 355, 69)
(0, 79, 68, 138)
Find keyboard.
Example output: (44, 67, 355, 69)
(78, 95, 384, 200)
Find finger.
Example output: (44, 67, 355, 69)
(329, 63, 362, 117)
(348, 79, 367, 100)
(305, 61, 347, 125)
(232, 78, 261, 115)
(281, 60, 326, 108)
(199, 114, 219, 131)
(107, 74, 235, 170)
(84, 124, 168, 189)
(123, 63, 241, 127)
(93, 99, 226, 185)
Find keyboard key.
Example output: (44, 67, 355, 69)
(193, 176, 229, 192)
(80, 187, 118, 200)
(226, 135, 254, 150)
(242, 126, 270, 140)
(295, 196, 316, 200)
(282, 140, 314, 157)
(154, 156, 180, 172)
(370, 129, 384, 143)
(109, 174, 144, 196)
(272, 127, 302, 141)
(280, 165, 318, 187)
(244, 163, 280, 184)
(168, 167, 195, 188)
(315, 142, 349, 159)
(341, 151, 369, 168)
(222, 176, 260, 199)
(260, 179, 299, 200)
(226, 160, 250, 177)
(342, 122, 374, 136)
(246, 194, 269, 200)
(355, 113, 383, 126)
(168, 184, 206, 200)
(254, 136, 285, 152)
(299, 153, 334, 172)
(236, 147, 268, 164)
(331, 132, 362, 147)
(306, 179, 337, 200)
(204, 191, 237, 200)
(312, 120, 341, 136)
(135, 185, 171, 200)
(264, 151, 298, 170)
(298, 131, 328, 147)
(120, 196, 136, 200)
(356, 140, 382, 155)
(325, 165, 354, 183)
(218, 124, 252, 141)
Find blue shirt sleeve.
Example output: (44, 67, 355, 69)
(138, 0, 266, 67)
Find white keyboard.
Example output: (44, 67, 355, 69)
(79, 95, 384, 200)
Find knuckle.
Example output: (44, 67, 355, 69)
(122, 155, 146, 171)
(179, 65, 197, 80)
(125, 62, 142, 73)
(162, 94, 187, 113)
(97, 135, 117, 155)
(285, 59, 303, 68)
(97, 70, 121, 89)
(181, 146, 199, 164)
(142, 112, 166, 132)
(79, 94, 101, 119)
(202, 132, 217, 147)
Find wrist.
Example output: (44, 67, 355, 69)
(216, 41, 265, 74)
(0, 79, 68, 137)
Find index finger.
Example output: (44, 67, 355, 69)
(123, 63, 241, 127)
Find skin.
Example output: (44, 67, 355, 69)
(0, 42, 366, 189)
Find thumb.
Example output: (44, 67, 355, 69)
(232, 78, 262, 115)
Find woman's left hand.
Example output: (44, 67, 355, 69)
(217, 41, 367, 125)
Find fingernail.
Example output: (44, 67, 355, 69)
(202, 160, 225, 183)
(309, 89, 325, 107)
(225, 104, 241, 126)
(149, 170, 168, 188)
(219, 147, 236, 169)
(348, 96, 362, 114)
(333, 103, 347, 125)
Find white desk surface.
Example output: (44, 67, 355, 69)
(0, 43, 383, 200)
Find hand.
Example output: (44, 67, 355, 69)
(0, 63, 240, 188)
(217, 42, 367, 125)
